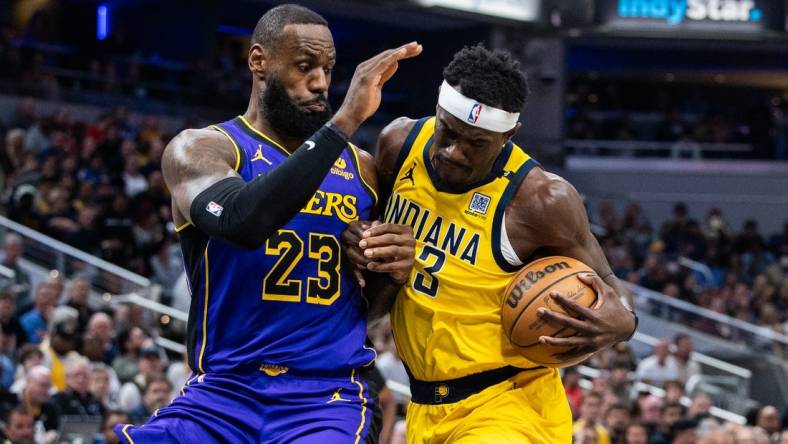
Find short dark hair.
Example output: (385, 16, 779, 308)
(19, 344, 43, 363)
(252, 4, 328, 48)
(662, 401, 686, 415)
(443, 44, 528, 113)
(674, 333, 690, 345)
(144, 373, 173, 394)
(5, 407, 31, 424)
(605, 402, 630, 414)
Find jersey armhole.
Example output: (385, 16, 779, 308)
(210, 124, 244, 174)
(347, 144, 379, 205)
(491, 158, 539, 272)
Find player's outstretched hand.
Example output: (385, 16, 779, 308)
(357, 223, 416, 286)
(536, 273, 637, 360)
(331, 42, 422, 137)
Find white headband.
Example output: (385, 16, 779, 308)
(437, 80, 520, 133)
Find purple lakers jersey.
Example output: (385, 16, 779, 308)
(177, 116, 377, 375)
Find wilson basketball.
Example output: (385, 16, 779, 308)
(502, 256, 600, 368)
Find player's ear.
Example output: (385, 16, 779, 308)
(505, 122, 522, 142)
(248, 43, 269, 81)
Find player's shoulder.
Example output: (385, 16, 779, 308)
(377, 116, 419, 172)
(348, 142, 373, 167)
(511, 168, 583, 224)
(163, 127, 236, 166)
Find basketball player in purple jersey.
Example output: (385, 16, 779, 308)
(115, 4, 420, 443)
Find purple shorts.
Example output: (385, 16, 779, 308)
(115, 368, 380, 444)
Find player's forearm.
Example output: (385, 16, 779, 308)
(363, 273, 404, 320)
(189, 124, 348, 249)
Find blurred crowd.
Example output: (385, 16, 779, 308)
(0, 273, 182, 443)
(566, 80, 788, 160)
(0, 22, 251, 114)
(593, 201, 787, 347)
(0, 99, 180, 286)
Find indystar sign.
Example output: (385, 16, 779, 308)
(617, 0, 762, 25)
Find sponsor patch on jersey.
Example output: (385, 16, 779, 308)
(206, 201, 224, 217)
(468, 192, 491, 215)
(330, 156, 354, 180)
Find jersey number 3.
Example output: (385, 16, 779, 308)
(413, 245, 446, 298)
(262, 230, 340, 305)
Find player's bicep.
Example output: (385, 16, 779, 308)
(526, 177, 608, 270)
(162, 129, 239, 224)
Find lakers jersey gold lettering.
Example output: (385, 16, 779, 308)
(388, 117, 540, 382)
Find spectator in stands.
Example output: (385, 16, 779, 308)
(574, 421, 601, 444)
(609, 360, 632, 401)
(97, 410, 128, 444)
(0, 234, 31, 304)
(635, 339, 680, 385)
(624, 422, 648, 444)
(654, 401, 686, 443)
(663, 380, 685, 403)
(63, 205, 102, 255)
(90, 363, 119, 411)
(150, 240, 181, 304)
(688, 393, 712, 420)
(754, 405, 781, 441)
(13, 366, 58, 434)
(19, 283, 56, 344)
(637, 394, 664, 436)
(671, 419, 698, 444)
(1, 408, 34, 444)
(111, 325, 146, 384)
(603, 402, 630, 444)
(673, 334, 700, 384)
(50, 356, 105, 418)
(86, 312, 115, 364)
(660, 203, 697, 255)
(118, 345, 164, 412)
(3, 129, 27, 175)
(129, 373, 171, 419)
(40, 306, 79, 391)
(9, 345, 42, 395)
(64, 276, 94, 332)
(574, 391, 611, 444)
(122, 157, 147, 198)
(0, 290, 24, 353)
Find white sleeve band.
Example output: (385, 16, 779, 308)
(437, 80, 520, 133)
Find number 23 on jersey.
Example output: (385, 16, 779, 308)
(262, 229, 341, 306)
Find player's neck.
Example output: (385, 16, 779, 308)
(243, 103, 304, 154)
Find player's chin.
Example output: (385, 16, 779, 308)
(436, 170, 467, 189)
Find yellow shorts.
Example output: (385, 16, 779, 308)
(406, 368, 572, 444)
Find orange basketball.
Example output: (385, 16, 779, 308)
(501, 256, 600, 368)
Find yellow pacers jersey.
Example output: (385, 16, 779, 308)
(387, 117, 540, 382)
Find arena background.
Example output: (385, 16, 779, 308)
(0, 0, 786, 443)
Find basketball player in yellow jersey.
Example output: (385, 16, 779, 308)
(343, 45, 638, 443)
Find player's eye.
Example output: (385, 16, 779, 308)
(297, 63, 310, 73)
(324, 65, 333, 75)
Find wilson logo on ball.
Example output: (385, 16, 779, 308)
(506, 261, 571, 308)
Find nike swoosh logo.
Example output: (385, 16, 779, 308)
(305, 141, 315, 150)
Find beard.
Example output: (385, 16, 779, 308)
(261, 77, 333, 140)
